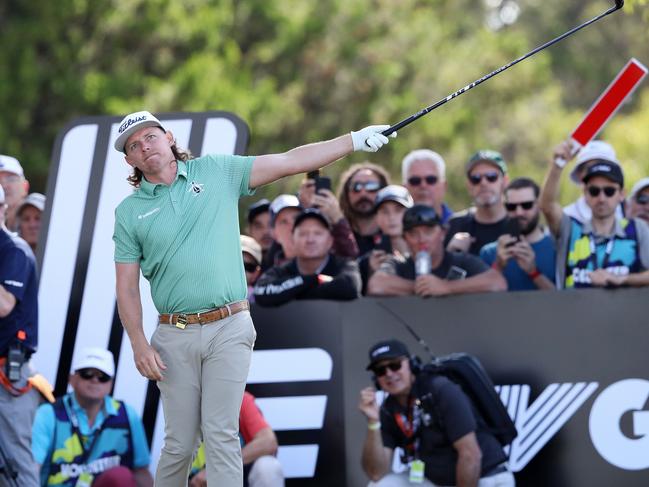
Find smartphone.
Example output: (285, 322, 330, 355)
(503, 218, 521, 247)
(315, 176, 332, 194)
(446, 265, 467, 281)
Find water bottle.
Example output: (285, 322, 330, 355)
(415, 251, 431, 276)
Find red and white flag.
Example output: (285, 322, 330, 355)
(570, 58, 647, 151)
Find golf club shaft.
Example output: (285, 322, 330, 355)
(382, 2, 623, 136)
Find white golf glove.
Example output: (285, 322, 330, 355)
(350, 125, 397, 152)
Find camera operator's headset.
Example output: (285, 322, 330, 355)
(372, 354, 423, 390)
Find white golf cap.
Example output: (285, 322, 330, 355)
(0, 185, 5, 203)
(72, 347, 115, 377)
(0, 155, 24, 177)
(114, 110, 165, 153)
(629, 177, 649, 201)
(269, 194, 301, 226)
(17, 192, 46, 214)
(570, 141, 619, 185)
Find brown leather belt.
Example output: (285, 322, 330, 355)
(159, 300, 249, 329)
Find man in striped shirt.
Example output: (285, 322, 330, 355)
(112, 111, 394, 487)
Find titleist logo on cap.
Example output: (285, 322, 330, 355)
(591, 164, 611, 173)
(372, 345, 390, 358)
(119, 115, 148, 134)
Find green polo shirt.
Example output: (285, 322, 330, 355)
(113, 154, 255, 313)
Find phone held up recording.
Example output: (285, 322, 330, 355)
(504, 218, 521, 248)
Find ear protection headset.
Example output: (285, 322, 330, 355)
(371, 355, 423, 390)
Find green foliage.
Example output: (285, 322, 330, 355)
(1, 0, 647, 211)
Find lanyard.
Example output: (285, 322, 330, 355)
(589, 235, 614, 270)
(65, 396, 107, 462)
(393, 398, 423, 458)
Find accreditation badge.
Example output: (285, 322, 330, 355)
(409, 459, 425, 483)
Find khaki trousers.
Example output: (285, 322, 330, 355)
(152, 310, 256, 487)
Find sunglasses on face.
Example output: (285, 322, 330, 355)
(372, 360, 403, 377)
(636, 194, 649, 205)
(244, 262, 259, 273)
(587, 185, 618, 198)
(505, 201, 535, 211)
(351, 181, 382, 193)
(78, 368, 111, 383)
(468, 171, 499, 185)
(408, 175, 438, 186)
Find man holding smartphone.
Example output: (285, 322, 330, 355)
(480, 178, 556, 291)
(367, 205, 506, 297)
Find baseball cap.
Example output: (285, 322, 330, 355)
(582, 161, 624, 187)
(0, 155, 24, 177)
(402, 204, 441, 232)
(17, 193, 46, 215)
(72, 347, 115, 377)
(375, 185, 414, 210)
(629, 177, 649, 201)
(466, 150, 507, 176)
(292, 208, 331, 232)
(247, 198, 271, 224)
(114, 110, 166, 153)
(366, 339, 411, 370)
(269, 194, 301, 226)
(240, 235, 262, 265)
(0, 185, 5, 203)
(570, 141, 620, 185)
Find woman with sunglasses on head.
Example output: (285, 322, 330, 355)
(540, 140, 649, 289)
(32, 348, 153, 487)
(445, 150, 512, 256)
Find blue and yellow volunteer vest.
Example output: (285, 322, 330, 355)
(42, 397, 135, 486)
(565, 217, 641, 288)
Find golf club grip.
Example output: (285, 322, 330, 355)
(383, 3, 621, 137)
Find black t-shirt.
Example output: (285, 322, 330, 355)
(444, 209, 510, 255)
(380, 374, 506, 485)
(357, 235, 393, 295)
(353, 230, 383, 256)
(381, 250, 488, 280)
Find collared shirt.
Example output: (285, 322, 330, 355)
(113, 155, 255, 313)
(31, 393, 151, 469)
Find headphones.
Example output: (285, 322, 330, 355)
(371, 355, 422, 390)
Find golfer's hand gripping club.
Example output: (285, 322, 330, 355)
(351, 125, 397, 153)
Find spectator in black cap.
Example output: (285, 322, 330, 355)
(367, 205, 506, 297)
(541, 141, 649, 289)
(445, 150, 511, 255)
(246, 198, 273, 258)
(254, 209, 361, 306)
(358, 185, 413, 294)
(358, 339, 514, 487)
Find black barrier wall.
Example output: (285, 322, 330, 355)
(249, 288, 649, 487)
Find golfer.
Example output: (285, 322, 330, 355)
(112, 110, 394, 486)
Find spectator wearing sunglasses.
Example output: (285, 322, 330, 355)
(626, 177, 649, 224)
(358, 339, 514, 487)
(32, 347, 153, 487)
(541, 142, 649, 289)
(563, 141, 624, 224)
(337, 163, 390, 255)
(241, 235, 263, 302)
(367, 205, 505, 297)
(254, 209, 361, 306)
(445, 150, 511, 256)
(480, 178, 556, 291)
(402, 149, 453, 224)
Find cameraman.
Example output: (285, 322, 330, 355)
(358, 339, 514, 487)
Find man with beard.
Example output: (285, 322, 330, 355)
(445, 150, 510, 255)
(541, 141, 649, 289)
(246, 199, 273, 259)
(480, 178, 556, 290)
(337, 162, 390, 254)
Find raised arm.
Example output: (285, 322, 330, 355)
(115, 262, 166, 381)
(249, 126, 394, 188)
(540, 140, 575, 236)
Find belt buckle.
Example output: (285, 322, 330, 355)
(175, 314, 188, 329)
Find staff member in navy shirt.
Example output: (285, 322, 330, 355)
(0, 184, 40, 486)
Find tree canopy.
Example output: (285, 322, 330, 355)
(1, 0, 647, 209)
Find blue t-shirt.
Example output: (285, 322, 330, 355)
(480, 234, 556, 291)
(32, 393, 151, 470)
(0, 229, 38, 355)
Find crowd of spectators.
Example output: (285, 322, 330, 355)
(241, 139, 649, 306)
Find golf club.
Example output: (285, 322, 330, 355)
(381, 0, 625, 137)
